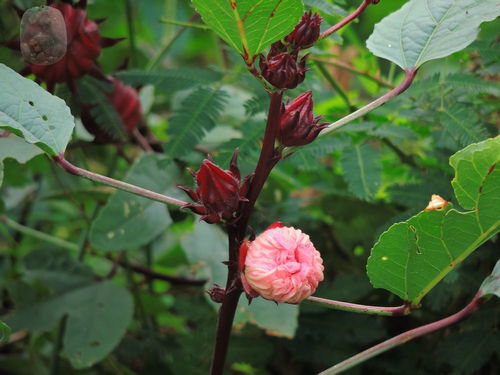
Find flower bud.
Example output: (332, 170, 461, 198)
(178, 152, 252, 224)
(240, 223, 324, 304)
(259, 53, 308, 90)
(278, 91, 327, 147)
(285, 11, 323, 50)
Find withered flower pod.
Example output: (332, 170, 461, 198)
(178, 152, 253, 224)
(278, 91, 327, 147)
(259, 52, 308, 90)
(285, 11, 323, 50)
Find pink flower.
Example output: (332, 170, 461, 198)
(240, 223, 324, 304)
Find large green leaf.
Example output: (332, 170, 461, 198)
(366, 0, 500, 70)
(367, 136, 500, 304)
(6, 281, 133, 369)
(340, 142, 382, 201)
(181, 221, 299, 338)
(0, 134, 43, 187)
(90, 154, 177, 251)
(0, 64, 75, 155)
(479, 259, 500, 299)
(191, 0, 304, 61)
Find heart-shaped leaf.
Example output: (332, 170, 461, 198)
(367, 136, 500, 304)
(0, 64, 75, 155)
(191, 0, 304, 62)
(366, 0, 500, 70)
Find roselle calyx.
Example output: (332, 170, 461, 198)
(178, 152, 252, 224)
(278, 91, 327, 147)
(285, 11, 323, 50)
(259, 52, 308, 90)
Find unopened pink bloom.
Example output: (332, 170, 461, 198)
(240, 224, 324, 304)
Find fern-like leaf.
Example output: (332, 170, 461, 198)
(439, 104, 489, 148)
(167, 87, 227, 158)
(244, 94, 269, 117)
(115, 69, 222, 92)
(340, 142, 382, 201)
(77, 77, 126, 140)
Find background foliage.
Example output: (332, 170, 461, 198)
(0, 0, 499, 374)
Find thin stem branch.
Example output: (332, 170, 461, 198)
(124, 0, 137, 67)
(320, 0, 377, 39)
(147, 14, 201, 71)
(108, 255, 207, 286)
(311, 57, 394, 88)
(0, 215, 79, 252)
(49, 315, 67, 375)
(306, 296, 412, 316)
(314, 61, 353, 111)
(319, 292, 484, 375)
(158, 18, 208, 30)
(319, 68, 417, 137)
(53, 155, 187, 207)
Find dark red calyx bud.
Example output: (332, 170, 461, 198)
(285, 11, 323, 49)
(268, 40, 287, 58)
(207, 285, 225, 303)
(179, 151, 249, 224)
(108, 77, 142, 132)
(278, 91, 327, 147)
(29, 3, 102, 87)
(259, 53, 308, 90)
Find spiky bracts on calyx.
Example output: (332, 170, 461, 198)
(178, 152, 253, 224)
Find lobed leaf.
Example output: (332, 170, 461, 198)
(367, 136, 500, 304)
(366, 0, 500, 70)
(0, 63, 75, 155)
(191, 0, 304, 61)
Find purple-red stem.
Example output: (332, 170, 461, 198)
(53, 154, 187, 206)
(306, 296, 413, 316)
(320, 0, 375, 39)
(209, 92, 284, 375)
(320, 292, 484, 375)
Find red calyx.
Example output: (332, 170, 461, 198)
(29, 3, 101, 87)
(285, 11, 323, 50)
(278, 91, 327, 147)
(259, 52, 308, 90)
(178, 152, 252, 224)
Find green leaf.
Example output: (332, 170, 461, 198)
(23, 249, 94, 294)
(439, 104, 488, 148)
(340, 142, 382, 201)
(0, 321, 10, 344)
(167, 87, 227, 158)
(90, 154, 176, 251)
(6, 281, 133, 369)
(0, 134, 43, 187)
(0, 63, 75, 155)
(181, 221, 299, 338)
(191, 0, 304, 60)
(116, 69, 223, 92)
(366, 0, 500, 69)
(479, 260, 500, 298)
(76, 77, 126, 141)
(303, 0, 347, 17)
(367, 136, 500, 304)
